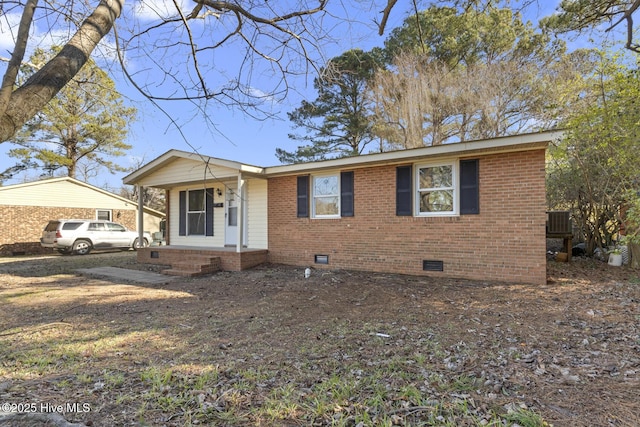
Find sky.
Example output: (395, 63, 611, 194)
(0, 1, 620, 190)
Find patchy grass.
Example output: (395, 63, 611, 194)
(0, 252, 639, 426)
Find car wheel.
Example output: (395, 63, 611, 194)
(72, 239, 92, 255)
(132, 238, 148, 250)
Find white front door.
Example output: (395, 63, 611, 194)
(225, 186, 238, 246)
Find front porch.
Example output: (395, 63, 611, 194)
(137, 246, 268, 276)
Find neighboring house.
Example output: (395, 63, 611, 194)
(0, 177, 165, 256)
(124, 131, 560, 284)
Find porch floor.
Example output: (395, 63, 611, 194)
(137, 245, 268, 273)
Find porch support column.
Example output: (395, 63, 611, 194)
(137, 185, 144, 245)
(236, 174, 245, 253)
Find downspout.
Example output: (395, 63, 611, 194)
(137, 185, 144, 246)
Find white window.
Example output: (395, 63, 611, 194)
(416, 162, 457, 216)
(188, 189, 205, 235)
(312, 174, 340, 218)
(96, 210, 111, 221)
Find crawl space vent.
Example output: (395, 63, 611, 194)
(423, 260, 444, 272)
(314, 255, 329, 265)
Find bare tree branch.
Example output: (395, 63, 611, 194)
(0, 0, 401, 144)
(377, 0, 398, 35)
(0, 0, 123, 142)
(0, 0, 38, 118)
(606, 0, 640, 52)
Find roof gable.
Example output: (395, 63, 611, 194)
(0, 177, 163, 216)
(123, 149, 264, 187)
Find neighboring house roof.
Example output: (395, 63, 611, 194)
(0, 176, 164, 218)
(124, 130, 562, 186)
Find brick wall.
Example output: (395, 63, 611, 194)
(137, 247, 268, 271)
(0, 206, 137, 256)
(267, 150, 547, 285)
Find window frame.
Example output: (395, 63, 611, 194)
(187, 189, 206, 236)
(415, 160, 458, 217)
(311, 173, 341, 219)
(96, 210, 111, 221)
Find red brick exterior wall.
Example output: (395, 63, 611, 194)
(0, 206, 137, 256)
(267, 149, 547, 284)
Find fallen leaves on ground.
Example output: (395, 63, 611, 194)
(0, 253, 638, 426)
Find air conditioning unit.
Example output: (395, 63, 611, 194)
(547, 211, 571, 235)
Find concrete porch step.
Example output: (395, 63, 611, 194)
(161, 255, 221, 277)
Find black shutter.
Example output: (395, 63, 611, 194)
(179, 191, 187, 236)
(297, 175, 309, 218)
(460, 159, 479, 215)
(205, 188, 214, 236)
(340, 171, 354, 217)
(396, 165, 413, 216)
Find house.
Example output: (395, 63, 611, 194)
(0, 177, 165, 256)
(124, 131, 560, 284)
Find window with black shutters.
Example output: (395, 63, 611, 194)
(396, 159, 479, 216)
(297, 171, 355, 218)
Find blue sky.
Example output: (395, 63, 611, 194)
(0, 1, 619, 190)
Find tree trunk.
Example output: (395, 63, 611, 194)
(629, 243, 640, 269)
(0, 0, 124, 143)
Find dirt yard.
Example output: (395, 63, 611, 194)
(0, 252, 638, 426)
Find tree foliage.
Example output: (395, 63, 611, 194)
(370, 5, 566, 148)
(6, 47, 136, 180)
(541, 1, 640, 52)
(383, 5, 553, 67)
(621, 191, 640, 268)
(546, 50, 640, 254)
(277, 49, 383, 163)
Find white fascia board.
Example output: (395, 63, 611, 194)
(264, 130, 562, 177)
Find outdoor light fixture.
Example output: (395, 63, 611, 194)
(216, 188, 223, 197)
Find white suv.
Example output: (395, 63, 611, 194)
(41, 219, 151, 255)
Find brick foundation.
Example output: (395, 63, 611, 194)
(136, 246, 268, 272)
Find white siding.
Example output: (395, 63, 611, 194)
(137, 158, 241, 188)
(168, 184, 225, 247)
(0, 180, 135, 210)
(168, 179, 268, 248)
(246, 178, 268, 249)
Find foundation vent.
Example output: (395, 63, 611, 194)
(423, 260, 444, 271)
(314, 255, 329, 265)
